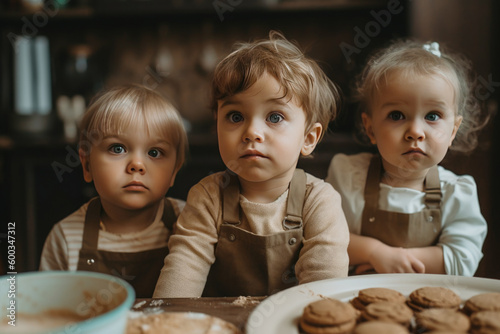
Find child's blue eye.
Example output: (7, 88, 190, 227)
(388, 111, 404, 121)
(110, 144, 125, 154)
(268, 113, 284, 124)
(148, 149, 161, 158)
(228, 112, 243, 123)
(425, 112, 440, 121)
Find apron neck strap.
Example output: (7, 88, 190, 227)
(363, 155, 382, 210)
(222, 169, 306, 230)
(81, 197, 101, 251)
(424, 165, 442, 209)
(222, 170, 241, 225)
(283, 169, 306, 230)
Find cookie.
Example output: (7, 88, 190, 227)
(351, 288, 406, 311)
(299, 317, 356, 334)
(415, 308, 470, 333)
(470, 310, 500, 334)
(464, 292, 500, 315)
(300, 298, 358, 334)
(407, 287, 461, 311)
(352, 321, 410, 334)
(126, 311, 242, 334)
(361, 301, 413, 327)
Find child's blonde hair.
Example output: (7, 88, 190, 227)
(355, 39, 488, 152)
(210, 30, 341, 141)
(79, 84, 188, 171)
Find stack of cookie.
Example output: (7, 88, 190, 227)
(298, 298, 359, 334)
(414, 308, 470, 333)
(407, 286, 469, 332)
(407, 287, 462, 312)
(351, 287, 407, 311)
(350, 287, 413, 331)
(361, 302, 413, 328)
(464, 292, 500, 334)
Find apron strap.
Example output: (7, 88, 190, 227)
(424, 166, 442, 209)
(161, 198, 177, 230)
(363, 155, 382, 218)
(81, 197, 101, 251)
(283, 169, 306, 230)
(222, 170, 241, 225)
(222, 169, 306, 230)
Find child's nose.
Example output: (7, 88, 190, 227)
(127, 158, 146, 174)
(405, 121, 425, 141)
(243, 121, 263, 143)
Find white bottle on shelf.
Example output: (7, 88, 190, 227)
(14, 36, 35, 115)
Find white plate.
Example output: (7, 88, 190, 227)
(245, 273, 500, 334)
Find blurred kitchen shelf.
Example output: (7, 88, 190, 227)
(0, 7, 95, 21)
(93, 0, 389, 15)
(272, 0, 390, 10)
(0, 0, 389, 21)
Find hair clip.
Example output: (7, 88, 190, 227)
(423, 42, 441, 57)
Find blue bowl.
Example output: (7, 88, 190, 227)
(0, 271, 135, 334)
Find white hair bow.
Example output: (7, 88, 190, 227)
(423, 42, 441, 57)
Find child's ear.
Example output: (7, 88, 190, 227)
(361, 112, 377, 144)
(449, 115, 463, 146)
(79, 148, 93, 183)
(301, 122, 322, 156)
(169, 167, 179, 188)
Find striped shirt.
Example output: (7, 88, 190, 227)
(39, 197, 185, 271)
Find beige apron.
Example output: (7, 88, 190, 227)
(77, 198, 176, 298)
(202, 169, 306, 297)
(361, 155, 442, 248)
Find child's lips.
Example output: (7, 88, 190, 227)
(124, 181, 148, 190)
(403, 148, 426, 156)
(240, 150, 266, 159)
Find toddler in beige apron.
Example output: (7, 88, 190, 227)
(77, 197, 176, 297)
(203, 169, 306, 297)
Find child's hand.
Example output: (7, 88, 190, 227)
(363, 243, 426, 274)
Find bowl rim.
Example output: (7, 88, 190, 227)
(3, 271, 136, 333)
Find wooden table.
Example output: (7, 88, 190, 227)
(131, 297, 265, 332)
